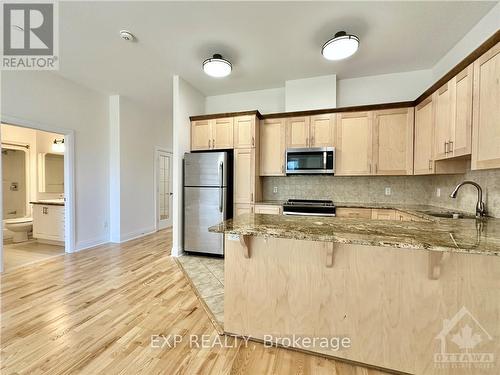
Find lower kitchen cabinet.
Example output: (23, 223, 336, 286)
(254, 204, 282, 215)
(32, 204, 65, 243)
(335, 207, 372, 219)
(234, 203, 253, 216)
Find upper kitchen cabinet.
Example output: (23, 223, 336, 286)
(414, 97, 435, 175)
(286, 115, 335, 148)
(212, 117, 234, 149)
(310, 114, 335, 147)
(433, 64, 473, 160)
(372, 108, 414, 175)
(260, 118, 286, 176)
(286, 117, 310, 148)
(336, 111, 373, 175)
(234, 148, 260, 204)
(234, 115, 258, 148)
(472, 42, 500, 170)
(190, 117, 233, 151)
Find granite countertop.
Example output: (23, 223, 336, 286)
(209, 205, 500, 256)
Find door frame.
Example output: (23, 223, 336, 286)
(0, 115, 76, 273)
(154, 147, 172, 231)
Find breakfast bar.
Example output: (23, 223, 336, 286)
(210, 211, 500, 375)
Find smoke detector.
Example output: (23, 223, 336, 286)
(119, 30, 135, 42)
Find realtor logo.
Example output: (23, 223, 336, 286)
(434, 306, 495, 369)
(2, 1, 58, 69)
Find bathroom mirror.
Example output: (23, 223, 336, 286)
(38, 153, 64, 193)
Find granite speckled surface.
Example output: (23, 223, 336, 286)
(209, 205, 500, 256)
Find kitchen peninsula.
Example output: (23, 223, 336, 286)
(210, 210, 500, 375)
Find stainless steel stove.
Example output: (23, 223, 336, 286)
(282, 199, 336, 217)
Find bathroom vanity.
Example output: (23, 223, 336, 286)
(31, 201, 65, 244)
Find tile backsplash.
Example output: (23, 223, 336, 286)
(262, 169, 500, 218)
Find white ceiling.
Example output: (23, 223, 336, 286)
(57, 1, 497, 115)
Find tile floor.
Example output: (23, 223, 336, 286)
(3, 240, 65, 270)
(177, 254, 224, 325)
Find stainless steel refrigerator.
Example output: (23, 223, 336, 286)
(183, 152, 232, 255)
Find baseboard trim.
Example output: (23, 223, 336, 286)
(120, 227, 157, 243)
(75, 237, 109, 252)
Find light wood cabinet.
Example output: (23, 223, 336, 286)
(372, 108, 414, 175)
(414, 97, 435, 175)
(371, 208, 396, 221)
(472, 41, 500, 170)
(234, 148, 256, 204)
(336, 207, 372, 219)
(452, 64, 473, 157)
(336, 112, 373, 175)
(286, 115, 335, 148)
(254, 204, 282, 215)
(234, 115, 257, 149)
(190, 117, 233, 151)
(260, 118, 286, 176)
(33, 204, 64, 243)
(286, 117, 310, 148)
(234, 203, 253, 216)
(433, 82, 453, 160)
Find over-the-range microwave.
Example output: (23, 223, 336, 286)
(285, 147, 335, 175)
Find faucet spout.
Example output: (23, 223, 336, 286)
(449, 181, 486, 218)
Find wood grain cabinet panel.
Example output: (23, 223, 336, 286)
(286, 117, 310, 148)
(371, 209, 396, 221)
(234, 115, 256, 149)
(260, 118, 286, 176)
(452, 64, 473, 158)
(414, 97, 435, 175)
(335, 207, 372, 219)
(234, 148, 256, 204)
(373, 108, 414, 175)
(212, 117, 234, 149)
(336, 112, 373, 175)
(254, 204, 282, 215)
(191, 120, 212, 151)
(310, 114, 335, 147)
(233, 203, 254, 216)
(433, 82, 453, 160)
(472, 41, 500, 170)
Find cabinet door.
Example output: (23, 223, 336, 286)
(373, 108, 414, 175)
(452, 65, 473, 157)
(191, 120, 212, 151)
(254, 204, 282, 215)
(414, 97, 435, 175)
(234, 148, 255, 204)
(234, 203, 253, 216)
(371, 209, 396, 221)
(336, 112, 373, 175)
(335, 208, 372, 219)
(213, 117, 234, 149)
(472, 42, 500, 170)
(234, 115, 256, 149)
(286, 117, 310, 148)
(310, 114, 335, 147)
(433, 83, 453, 160)
(260, 118, 286, 176)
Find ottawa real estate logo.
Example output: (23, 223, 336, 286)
(2, 1, 58, 70)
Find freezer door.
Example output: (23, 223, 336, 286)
(184, 186, 226, 255)
(184, 152, 227, 187)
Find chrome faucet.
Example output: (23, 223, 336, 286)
(449, 181, 486, 218)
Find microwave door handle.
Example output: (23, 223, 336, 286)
(323, 151, 327, 169)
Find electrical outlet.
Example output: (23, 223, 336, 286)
(273, 186, 278, 194)
(436, 188, 441, 197)
(385, 187, 391, 196)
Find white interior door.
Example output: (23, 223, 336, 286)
(157, 151, 172, 230)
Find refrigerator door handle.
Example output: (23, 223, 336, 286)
(219, 161, 224, 213)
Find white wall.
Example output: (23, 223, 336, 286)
(205, 87, 284, 115)
(432, 2, 500, 81)
(1, 71, 110, 251)
(172, 75, 205, 256)
(336, 69, 433, 107)
(109, 95, 121, 243)
(285, 75, 336, 111)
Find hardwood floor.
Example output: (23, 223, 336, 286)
(3, 240, 65, 270)
(1, 229, 390, 375)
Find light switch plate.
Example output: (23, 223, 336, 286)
(385, 187, 391, 196)
(273, 186, 278, 193)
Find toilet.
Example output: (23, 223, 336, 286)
(4, 217, 33, 243)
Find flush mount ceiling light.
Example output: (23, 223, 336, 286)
(203, 54, 232, 78)
(52, 138, 65, 153)
(119, 30, 135, 42)
(322, 31, 359, 61)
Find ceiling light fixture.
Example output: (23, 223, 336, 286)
(120, 30, 135, 42)
(322, 31, 359, 61)
(52, 138, 65, 153)
(203, 54, 232, 78)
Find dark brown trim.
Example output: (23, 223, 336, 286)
(414, 29, 500, 105)
(190, 29, 500, 121)
(261, 101, 414, 119)
(190, 110, 262, 121)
